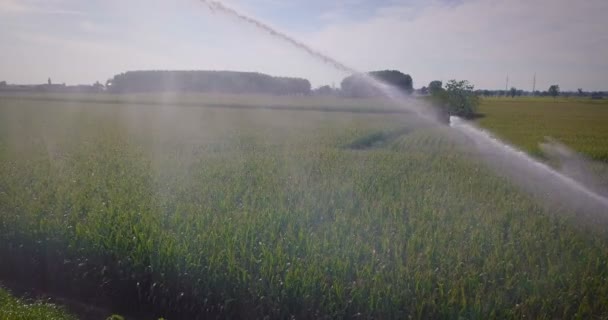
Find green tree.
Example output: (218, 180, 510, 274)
(340, 70, 413, 97)
(313, 85, 334, 96)
(428, 80, 443, 95)
(548, 85, 560, 98)
(441, 79, 479, 118)
(369, 70, 413, 94)
(510, 87, 517, 98)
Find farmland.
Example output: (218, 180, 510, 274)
(477, 97, 608, 162)
(0, 286, 75, 320)
(1, 93, 608, 319)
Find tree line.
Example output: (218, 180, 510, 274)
(106, 70, 415, 97)
(3, 69, 603, 108)
(339, 70, 414, 98)
(106, 70, 311, 95)
(463, 86, 604, 99)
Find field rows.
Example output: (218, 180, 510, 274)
(1, 96, 608, 318)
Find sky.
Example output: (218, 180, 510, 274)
(1, 0, 607, 91)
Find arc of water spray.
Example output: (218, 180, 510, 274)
(450, 116, 608, 211)
(197, 0, 608, 214)
(201, 0, 357, 74)
(201, 0, 443, 123)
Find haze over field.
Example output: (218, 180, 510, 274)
(2, 0, 608, 319)
(1, 0, 608, 90)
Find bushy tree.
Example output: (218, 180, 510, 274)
(313, 85, 334, 96)
(428, 80, 443, 95)
(431, 80, 479, 119)
(548, 85, 560, 98)
(340, 75, 380, 98)
(445, 80, 479, 117)
(340, 70, 413, 97)
(510, 87, 517, 98)
(369, 70, 413, 94)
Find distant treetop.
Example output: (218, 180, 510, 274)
(340, 70, 413, 98)
(107, 70, 311, 95)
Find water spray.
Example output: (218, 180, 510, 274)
(198, 0, 608, 214)
(201, 0, 356, 74)
(450, 116, 608, 213)
(199, 0, 442, 124)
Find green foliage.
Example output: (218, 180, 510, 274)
(0, 93, 607, 319)
(548, 85, 560, 98)
(444, 79, 479, 118)
(428, 80, 443, 95)
(344, 127, 410, 150)
(341, 70, 413, 97)
(313, 85, 334, 96)
(477, 96, 608, 163)
(430, 79, 479, 119)
(108, 70, 311, 95)
(369, 70, 413, 94)
(0, 287, 75, 320)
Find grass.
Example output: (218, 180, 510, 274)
(477, 97, 608, 162)
(0, 287, 75, 320)
(0, 92, 406, 113)
(0, 93, 607, 319)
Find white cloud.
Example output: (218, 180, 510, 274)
(1, 0, 607, 90)
(3, 30, 175, 84)
(303, 0, 608, 90)
(0, 0, 83, 15)
(0, 0, 28, 13)
(0, 0, 342, 86)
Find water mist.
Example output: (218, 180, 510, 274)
(198, 0, 608, 216)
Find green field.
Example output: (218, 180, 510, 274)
(1, 94, 607, 319)
(0, 287, 75, 320)
(477, 97, 608, 162)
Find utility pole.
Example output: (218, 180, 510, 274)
(505, 74, 509, 95)
(532, 73, 536, 95)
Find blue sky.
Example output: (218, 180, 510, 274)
(1, 0, 607, 90)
